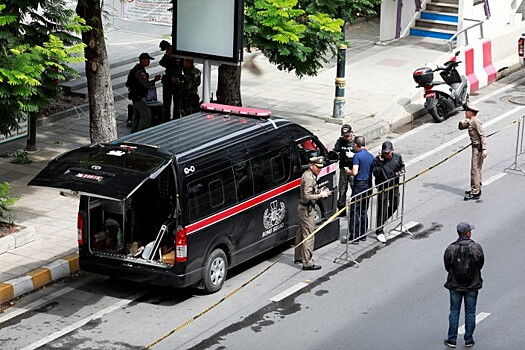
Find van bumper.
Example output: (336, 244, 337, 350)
(79, 257, 203, 288)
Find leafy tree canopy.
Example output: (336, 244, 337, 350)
(0, 1, 88, 136)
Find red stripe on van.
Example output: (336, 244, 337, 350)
(185, 166, 336, 235)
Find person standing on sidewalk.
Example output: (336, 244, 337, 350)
(443, 222, 484, 348)
(372, 141, 405, 243)
(294, 156, 331, 271)
(333, 124, 354, 216)
(159, 40, 182, 121)
(458, 104, 487, 201)
(126, 53, 161, 133)
(178, 59, 201, 116)
(346, 136, 374, 243)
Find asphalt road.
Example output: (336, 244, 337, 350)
(1, 70, 525, 350)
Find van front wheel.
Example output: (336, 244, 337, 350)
(203, 248, 228, 293)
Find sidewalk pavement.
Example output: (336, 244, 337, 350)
(0, 18, 478, 304)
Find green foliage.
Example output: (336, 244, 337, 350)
(11, 150, 32, 164)
(244, 0, 380, 77)
(245, 0, 346, 77)
(0, 181, 19, 224)
(0, 1, 89, 136)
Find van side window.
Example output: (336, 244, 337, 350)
(188, 168, 236, 221)
(234, 162, 254, 201)
(294, 137, 324, 169)
(251, 147, 291, 195)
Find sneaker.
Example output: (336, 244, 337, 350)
(443, 339, 456, 348)
(465, 190, 482, 195)
(465, 340, 475, 347)
(464, 192, 481, 201)
(376, 233, 386, 243)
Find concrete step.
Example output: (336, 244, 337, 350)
(71, 64, 166, 99)
(410, 26, 455, 40)
(420, 10, 458, 23)
(415, 18, 458, 31)
(61, 50, 164, 94)
(426, 3, 459, 14)
(434, 0, 458, 4)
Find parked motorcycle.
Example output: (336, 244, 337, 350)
(413, 52, 469, 123)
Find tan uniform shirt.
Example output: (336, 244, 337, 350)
(300, 169, 323, 204)
(459, 117, 487, 150)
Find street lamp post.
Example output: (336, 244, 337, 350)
(332, 43, 347, 119)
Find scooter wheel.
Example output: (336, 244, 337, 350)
(429, 105, 446, 123)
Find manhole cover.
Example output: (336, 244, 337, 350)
(509, 95, 525, 105)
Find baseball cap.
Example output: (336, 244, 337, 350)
(139, 52, 155, 60)
(341, 124, 352, 136)
(463, 103, 479, 114)
(457, 222, 475, 235)
(309, 156, 325, 168)
(381, 141, 393, 153)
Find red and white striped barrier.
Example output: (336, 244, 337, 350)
(452, 39, 497, 93)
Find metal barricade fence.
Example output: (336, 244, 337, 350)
(335, 174, 412, 265)
(504, 115, 525, 175)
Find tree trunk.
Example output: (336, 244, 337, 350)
(76, 1, 117, 143)
(216, 64, 242, 106)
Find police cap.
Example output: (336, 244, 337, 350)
(309, 156, 325, 168)
(341, 124, 352, 136)
(463, 103, 479, 114)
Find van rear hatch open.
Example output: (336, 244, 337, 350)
(28, 143, 172, 200)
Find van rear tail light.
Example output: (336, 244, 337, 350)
(175, 228, 187, 262)
(77, 212, 84, 246)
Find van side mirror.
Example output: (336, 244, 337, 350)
(327, 150, 339, 163)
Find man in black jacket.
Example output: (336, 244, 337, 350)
(333, 124, 354, 215)
(372, 141, 405, 243)
(443, 222, 484, 348)
(126, 53, 161, 133)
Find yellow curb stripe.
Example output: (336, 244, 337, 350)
(0, 283, 14, 304)
(63, 253, 80, 273)
(28, 268, 52, 290)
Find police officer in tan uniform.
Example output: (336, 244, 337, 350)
(458, 104, 487, 200)
(294, 156, 331, 270)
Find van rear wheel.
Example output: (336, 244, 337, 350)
(203, 248, 227, 293)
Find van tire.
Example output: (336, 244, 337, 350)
(203, 248, 228, 293)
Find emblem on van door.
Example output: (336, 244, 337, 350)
(91, 165, 102, 170)
(184, 166, 195, 175)
(262, 200, 286, 237)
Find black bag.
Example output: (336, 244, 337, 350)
(453, 243, 475, 283)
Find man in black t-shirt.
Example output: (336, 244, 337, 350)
(333, 124, 354, 214)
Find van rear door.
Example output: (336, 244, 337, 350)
(28, 143, 173, 200)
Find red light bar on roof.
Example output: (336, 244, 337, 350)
(201, 103, 272, 118)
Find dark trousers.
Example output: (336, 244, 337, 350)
(376, 187, 400, 233)
(348, 180, 372, 240)
(337, 170, 354, 209)
(162, 85, 180, 121)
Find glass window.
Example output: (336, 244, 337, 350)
(188, 168, 236, 221)
(251, 147, 291, 195)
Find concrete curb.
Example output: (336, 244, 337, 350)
(0, 253, 79, 305)
(0, 225, 35, 255)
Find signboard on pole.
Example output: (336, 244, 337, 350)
(173, 0, 243, 64)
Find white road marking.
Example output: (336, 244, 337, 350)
(19, 294, 141, 350)
(405, 106, 525, 167)
(458, 312, 491, 335)
(0, 275, 97, 325)
(270, 282, 309, 302)
(483, 172, 507, 186)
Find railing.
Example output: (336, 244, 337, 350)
(504, 115, 525, 175)
(334, 174, 413, 266)
(448, 18, 485, 52)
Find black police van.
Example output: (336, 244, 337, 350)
(29, 103, 339, 293)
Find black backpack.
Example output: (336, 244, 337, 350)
(453, 242, 475, 283)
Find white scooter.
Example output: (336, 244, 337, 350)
(413, 52, 469, 123)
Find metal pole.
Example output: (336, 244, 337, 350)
(332, 44, 347, 119)
(202, 60, 211, 103)
(25, 113, 37, 151)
